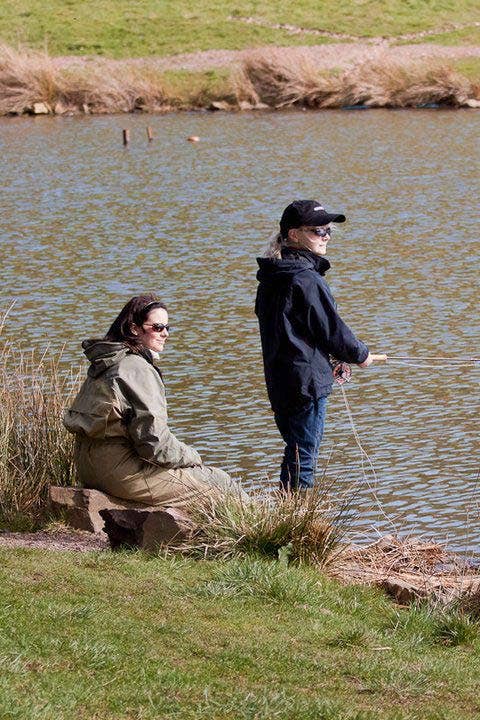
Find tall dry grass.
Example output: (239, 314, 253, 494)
(1, 43, 479, 115)
(0, 44, 168, 114)
(235, 48, 479, 108)
(0, 326, 79, 529)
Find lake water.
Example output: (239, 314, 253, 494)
(1, 109, 479, 550)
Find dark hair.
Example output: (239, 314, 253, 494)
(104, 294, 167, 351)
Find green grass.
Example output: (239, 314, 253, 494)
(1, 549, 480, 719)
(0, 0, 479, 58)
(452, 57, 480, 81)
(161, 69, 236, 108)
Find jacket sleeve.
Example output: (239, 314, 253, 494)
(115, 360, 203, 469)
(300, 279, 369, 364)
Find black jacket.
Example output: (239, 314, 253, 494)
(255, 248, 369, 413)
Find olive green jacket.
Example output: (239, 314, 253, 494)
(63, 340, 202, 469)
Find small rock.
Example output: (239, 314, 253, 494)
(379, 577, 427, 605)
(49, 486, 137, 534)
(54, 101, 67, 115)
(49, 486, 192, 551)
(100, 507, 191, 551)
(187, 135, 200, 142)
(209, 101, 231, 111)
(464, 98, 480, 108)
(82, 103, 90, 114)
(238, 100, 269, 111)
(32, 102, 50, 115)
(239, 100, 254, 111)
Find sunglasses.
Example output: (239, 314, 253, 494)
(303, 226, 332, 237)
(143, 323, 170, 333)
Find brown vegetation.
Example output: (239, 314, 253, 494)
(0, 43, 479, 116)
(0, 44, 167, 115)
(333, 533, 480, 606)
(0, 332, 79, 530)
(236, 48, 480, 108)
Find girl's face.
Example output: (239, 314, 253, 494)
(133, 307, 169, 353)
(289, 225, 332, 255)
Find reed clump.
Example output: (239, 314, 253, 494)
(0, 43, 59, 115)
(180, 482, 354, 567)
(0, 44, 169, 115)
(0, 335, 79, 530)
(235, 48, 480, 108)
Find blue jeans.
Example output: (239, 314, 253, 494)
(274, 397, 328, 491)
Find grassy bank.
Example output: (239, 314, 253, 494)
(0, 0, 479, 57)
(1, 549, 480, 720)
(1, 43, 479, 116)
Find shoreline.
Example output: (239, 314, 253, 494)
(1, 42, 479, 117)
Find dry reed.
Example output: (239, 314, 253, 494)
(0, 335, 79, 529)
(235, 48, 480, 108)
(0, 44, 168, 115)
(0, 43, 60, 115)
(1, 43, 478, 116)
(332, 533, 480, 606)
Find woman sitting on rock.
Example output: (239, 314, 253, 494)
(63, 294, 244, 506)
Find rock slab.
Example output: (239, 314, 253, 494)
(99, 507, 191, 551)
(49, 486, 191, 550)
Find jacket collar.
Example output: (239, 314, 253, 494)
(281, 247, 331, 275)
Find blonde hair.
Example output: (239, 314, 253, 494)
(262, 230, 287, 259)
(262, 223, 342, 258)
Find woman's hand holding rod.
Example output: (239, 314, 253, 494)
(359, 352, 388, 367)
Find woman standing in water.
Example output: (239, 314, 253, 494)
(255, 200, 372, 493)
(64, 294, 244, 506)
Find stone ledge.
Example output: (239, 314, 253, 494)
(49, 486, 191, 551)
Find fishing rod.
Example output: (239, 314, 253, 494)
(332, 353, 480, 384)
(370, 354, 480, 364)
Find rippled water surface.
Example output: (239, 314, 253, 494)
(1, 110, 479, 549)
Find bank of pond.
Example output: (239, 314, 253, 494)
(1, 43, 479, 116)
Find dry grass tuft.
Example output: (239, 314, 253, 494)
(0, 326, 79, 529)
(0, 43, 59, 114)
(58, 63, 168, 114)
(234, 49, 342, 108)
(0, 44, 168, 114)
(178, 482, 354, 567)
(456, 584, 480, 619)
(236, 48, 479, 108)
(345, 59, 474, 107)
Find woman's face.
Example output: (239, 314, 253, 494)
(133, 307, 169, 353)
(289, 225, 332, 255)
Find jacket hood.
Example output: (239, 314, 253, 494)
(256, 250, 330, 286)
(81, 339, 131, 378)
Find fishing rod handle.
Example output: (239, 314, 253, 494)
(370, 353, 388, 361)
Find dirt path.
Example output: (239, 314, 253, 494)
(0, 528, 109, 552)
(54, 43, 480, 73)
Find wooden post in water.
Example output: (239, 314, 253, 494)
(146, 126, 154, 142)
(122, 129, 130, 146)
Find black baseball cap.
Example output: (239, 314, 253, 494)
(280, 200, 346, 238)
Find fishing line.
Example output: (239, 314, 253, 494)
(338, 383, 398, 531)
(384, 355, 480, 363)
(379, 361, 477, 370)
(334, 350, 479, 532)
